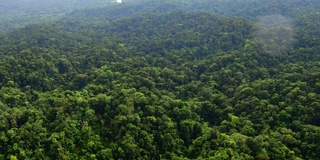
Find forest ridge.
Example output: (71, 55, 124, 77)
(0, 0, 320, 159)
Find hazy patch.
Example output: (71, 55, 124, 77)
(254, 15, 295, 55)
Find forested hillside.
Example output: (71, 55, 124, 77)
(0, 0, 320, 159)
(65, 0, 320, 21)
(0, 0, 113, 32)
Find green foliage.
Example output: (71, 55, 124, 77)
(0, 0, 319, 159)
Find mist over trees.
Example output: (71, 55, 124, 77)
(0, 0, 320, 159)
(1, 0, 320, 32)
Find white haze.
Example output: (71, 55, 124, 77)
(254, 15, 295, 55)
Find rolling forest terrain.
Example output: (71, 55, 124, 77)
(1, 0, 320, 159)
(0, 0, 113, 32)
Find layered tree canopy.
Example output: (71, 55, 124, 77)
(0, 0, 320, 159)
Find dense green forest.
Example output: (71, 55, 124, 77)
(0, 0, 113, 32)
(1, 0, 320, 159)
